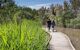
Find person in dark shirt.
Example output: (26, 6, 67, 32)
(47, 19, 51, 31)
(52, 20, 55, 31)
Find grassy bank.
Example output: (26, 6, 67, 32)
(56, 27, 80, 50)
(0, 19, 49, 50)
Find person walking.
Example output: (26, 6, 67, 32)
(52, 20, 55, 31)
(47, 19, 51, 31)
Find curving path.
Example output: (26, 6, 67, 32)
(43, 27, 75, 50)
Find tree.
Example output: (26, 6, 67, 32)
(54, 4, 63, 16)
(64, 0, 69, 11)
(50, 4, 56, 15)
(70, 0, 80, 17)
(38, 6, 46, 18)
(0, 0, 17, 23)
(70, 0, 80, 10)
(62, 0, 70, 28)
(0, 0, 2, 8)
(0, 0, 15, 8)
(32, 9, 38, 17)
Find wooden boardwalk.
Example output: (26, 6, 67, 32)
(43, 28, 75, 50)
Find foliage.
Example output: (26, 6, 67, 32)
(0, 19, 49, 50)
(69, 17, 80, 29)
(70, 0, 80, 10)
(50, 4, 56, 15)
(54, 0, 80, 29)
(0, 0, 50, 50)
(0, 0, 15, 8)
(22, 7, 38, 17)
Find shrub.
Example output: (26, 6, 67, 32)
(69, 17, 80, 29)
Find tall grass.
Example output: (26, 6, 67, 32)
(0, 19, 49, 50)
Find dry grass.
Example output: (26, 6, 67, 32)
(55, 27, 80, 50)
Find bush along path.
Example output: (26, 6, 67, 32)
(43, 27, 75, 50)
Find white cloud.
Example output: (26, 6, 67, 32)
(28, 3, 52, 10)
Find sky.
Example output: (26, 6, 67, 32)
(15, 0, 66, 9)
